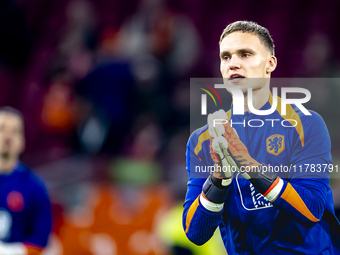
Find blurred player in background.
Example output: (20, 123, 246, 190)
(0, 107, 51, 255)
(183, 21, 340, 254)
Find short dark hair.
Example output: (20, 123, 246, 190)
(0, 106, 24, 132)
(219, 21, 275, 56)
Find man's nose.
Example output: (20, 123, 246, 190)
(229, 55, 241, 70)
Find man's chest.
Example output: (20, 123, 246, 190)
(235, 123, 293, 171)
(0, 176, 31, 215)
(0, 177, 32, 240)
(224, 174, 279, 235)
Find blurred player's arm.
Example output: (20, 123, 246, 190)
(26, 181, 52, 254)
(23, 180, 52, 255)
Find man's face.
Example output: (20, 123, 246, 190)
(220, 32, 276, 92)
(0, 113, 25, 161)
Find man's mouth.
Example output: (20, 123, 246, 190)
(0, 151, 10, 160)
(229, 74, 245, 80)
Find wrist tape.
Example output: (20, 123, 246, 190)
(202, 175, 230, 204)
(248, 164, 280, 195)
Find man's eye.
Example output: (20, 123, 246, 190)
(242, 53, 250, 57)
(223, 55, 230, 60)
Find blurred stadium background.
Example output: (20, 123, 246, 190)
(1, 0, 340, 254)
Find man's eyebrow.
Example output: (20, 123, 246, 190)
(220, 48, 256, 57)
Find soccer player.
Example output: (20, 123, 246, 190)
(0, 107, 51, 255)
(183, 21, 340, 254)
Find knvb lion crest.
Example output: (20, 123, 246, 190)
(266, 134, 285, 156)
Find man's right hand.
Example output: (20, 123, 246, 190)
(207, 110, 233, 187)
(200, 110, 233, 207)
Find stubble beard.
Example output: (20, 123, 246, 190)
(0, 151, 10, 161)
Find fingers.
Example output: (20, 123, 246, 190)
(212, 137, 222, 155)
(222, 120, 234, 137)
(207, 109, 232, 167)
(233, 128, 239, 138)
(209, 137, 220, 164)
(210, 136, 228, 164)
(213, 136, 228, 155)
(222, 120, 249, 156)
(208, 109, 228, 138)
(212, 136, 233, 179)
(222, 121, 240, 145)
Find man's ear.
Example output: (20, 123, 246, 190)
(266, 55, 277, 74)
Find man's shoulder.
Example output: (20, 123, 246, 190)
(187, 124, 209, 147)
(294, 107, 328, 132)
(291, 105, 323, 121)
(287, 107, 331, 150)
(16, 162, 48, 190)
(279, 104, 328, 134)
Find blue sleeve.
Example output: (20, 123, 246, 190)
(183, 129, 224, 245)
(25, 178, 52, 247)
(183, 178, 224, 245)
(186, 125, 213, 180)
(273, 111, 332, 228)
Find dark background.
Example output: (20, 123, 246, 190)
(1, 0, 340, 254)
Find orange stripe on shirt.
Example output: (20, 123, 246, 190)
(194, 129, 210, 161)
(185, 196, 200, 234)
(25, 245, 43, 255)
(193, 110, 231, 161)
(226, 109, 231, 120)
(281, 183, 319, 222)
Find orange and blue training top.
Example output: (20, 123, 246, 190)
(183, 95, 340, 254)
